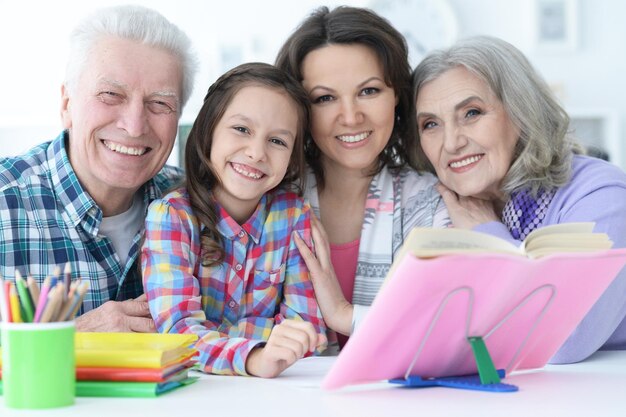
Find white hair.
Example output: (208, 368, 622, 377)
(413, 36, 582, 196)
(64, 5, 198, 109)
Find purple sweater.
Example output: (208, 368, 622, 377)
(474, 155, 626, 364)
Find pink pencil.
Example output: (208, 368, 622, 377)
(33, 276, 52, 323)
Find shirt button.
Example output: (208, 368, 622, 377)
(238, 230, 245, 238)
(235, 264, 242, 271)
(228, 300, 236, 308)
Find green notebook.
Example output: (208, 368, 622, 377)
(75, 377, 198, 397)
(1, 377, 198, 398)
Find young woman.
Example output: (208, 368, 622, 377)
(276, 6, 449, 347)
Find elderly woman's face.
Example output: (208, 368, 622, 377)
(415, 66, 519, 201)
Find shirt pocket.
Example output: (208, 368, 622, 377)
(250, 264, 286, 317)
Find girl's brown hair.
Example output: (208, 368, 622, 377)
(184, 62, 310, 265)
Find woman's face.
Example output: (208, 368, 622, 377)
(415, 66, 520, 200)
(301, 43, 397, 175)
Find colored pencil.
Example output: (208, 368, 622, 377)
(57, 286, 81, 321)
(33, 276, 52, 323)
(64, 262, 72, 296)
(27, 275, 40, 307)
(2, 265, 86, 323)
(15, 271, 35, 322)
(68, 281, 89, 320)
(2, 280, 12, 322)
(0, 275, 7, 322)
(40, 284, 64, 323)
(9, 283, 23, 323)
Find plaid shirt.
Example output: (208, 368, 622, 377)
(0, 131, 182, 313)
(141, 187, 326, 376)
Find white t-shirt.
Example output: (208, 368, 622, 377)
(98, 193, 145, 266)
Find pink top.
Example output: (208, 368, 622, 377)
(330, 238, 360, 348)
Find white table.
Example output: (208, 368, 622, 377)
(2, 351, 625, 416)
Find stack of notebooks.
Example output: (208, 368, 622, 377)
(0, 332, 199, 397)
(75, 332, 199, 397)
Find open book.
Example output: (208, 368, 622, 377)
(323, 223, 626, 390)
(400, 222, 612, 259)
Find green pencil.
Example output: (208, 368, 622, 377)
(14, 271, 35, 322)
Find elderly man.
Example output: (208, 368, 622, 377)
(0, 5, 197, 331)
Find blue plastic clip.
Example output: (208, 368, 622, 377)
(389, 369, 518, 392)
(389, 336, 519, 392)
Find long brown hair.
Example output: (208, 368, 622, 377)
(275, 6, 418, 189)
(184, 62, 310, 266)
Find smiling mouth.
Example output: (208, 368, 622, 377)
(336, 131, 371, 143)
(449, 154, 483, 169)
(230, 162, 265, 180)
(102, 140, 149, 156)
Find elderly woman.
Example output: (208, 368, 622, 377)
(412, 35, 626, 363)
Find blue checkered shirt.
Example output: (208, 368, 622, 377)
(0, 131, 183, 314)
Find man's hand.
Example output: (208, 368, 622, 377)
(75, 294, 156, 332)
(245, 319, 326, 378)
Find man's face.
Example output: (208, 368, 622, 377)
(61, 36, 183, 213)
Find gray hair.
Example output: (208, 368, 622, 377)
(64, 5, 198, 110)
(412, 35, 581, 196)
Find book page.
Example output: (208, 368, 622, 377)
(523, 222, 612, 257)
(524, 222, 595, 242)
(404, 228, 522, 257)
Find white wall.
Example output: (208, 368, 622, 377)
(0, 0, 367, 162)
(1, 0, 624, 168)
(448, 0, 626, 168)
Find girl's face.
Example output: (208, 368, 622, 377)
(210, 85, 298, 223)
(301, 43, 397, 175)
(415, 66, 520, 201)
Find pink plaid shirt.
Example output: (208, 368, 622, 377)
(142, 187, 326, 375)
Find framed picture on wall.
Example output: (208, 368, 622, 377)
(533, 0, 578, 51)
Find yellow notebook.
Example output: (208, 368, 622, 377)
(75, 333, 198, 369)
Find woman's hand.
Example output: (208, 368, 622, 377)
(436, 183, 500, 229)
(293, 214, 353, 336)
(245, 319, 325, 378)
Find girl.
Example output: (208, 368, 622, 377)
(141, 63, 326, 378)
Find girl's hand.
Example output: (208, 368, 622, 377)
(293, 214, 353, 336)
(245, 319, 326, 378)
(436, 183, 500, 229)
